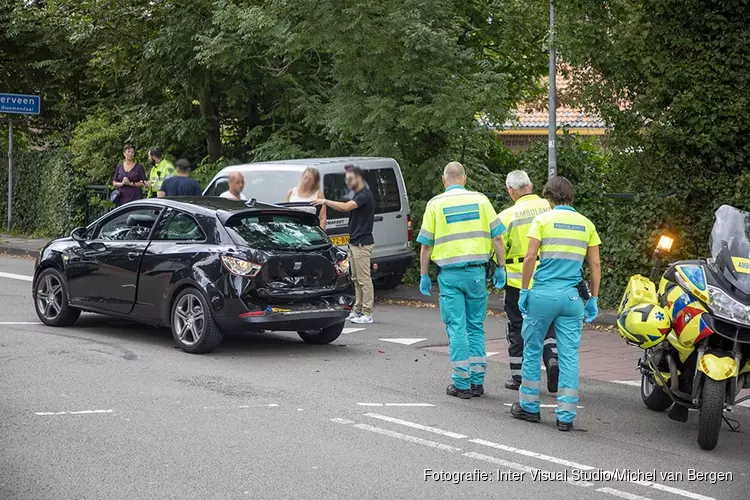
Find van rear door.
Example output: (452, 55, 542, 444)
(322, 160, 409, 258)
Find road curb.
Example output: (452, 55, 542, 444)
(0, 245, 39, 259)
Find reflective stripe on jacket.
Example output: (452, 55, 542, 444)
(496, 194, 551, 288)
(416, 185, 502, 269)
(527, 206, 601, 289)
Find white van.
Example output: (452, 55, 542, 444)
(204, 157, 415, 289)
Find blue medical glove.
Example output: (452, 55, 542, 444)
(493, 267, 507, 289)
(584, 296, 599, 324)
(419, 274, 432, 296)
(519, 288, 530, 316)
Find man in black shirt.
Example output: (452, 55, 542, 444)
(158, 159, 203, 197)
(312, 166, 375, 324)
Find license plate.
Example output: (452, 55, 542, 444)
(331, 235, 350, 246)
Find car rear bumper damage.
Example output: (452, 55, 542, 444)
(214, 293, 354, 332)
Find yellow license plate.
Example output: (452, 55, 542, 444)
(331, 235, 350, 246)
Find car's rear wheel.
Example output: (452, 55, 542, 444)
(298, 321, 345, 344)
(373, 273, 404, 290)
(34, 268, 80, 326)
(171, 288, 223, 354)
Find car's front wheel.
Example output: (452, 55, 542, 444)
(298, 321, 345, 344)
(171, 288, 223, 354)
(34, 268, 80, 326)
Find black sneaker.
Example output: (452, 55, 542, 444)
(546, 359, 559, 394)
(556, 419, 573, 432)
(504, 378, 521, 391)
(510, 402, 541, 423)
(446, 384, 472, 399)
(470, 384, 484, 397)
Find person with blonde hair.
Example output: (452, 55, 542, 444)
(287, 167, 327, 229)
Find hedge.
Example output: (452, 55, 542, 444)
(0, 149, 85, 238)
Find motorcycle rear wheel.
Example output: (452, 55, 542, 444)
(697, 377, 726, 451)
(641, 373, 673, 411)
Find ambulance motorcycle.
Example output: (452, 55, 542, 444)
(617, 205, 750, 450)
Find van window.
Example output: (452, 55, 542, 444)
(324, 168, 401, 219)
(206, 178, 229, 197)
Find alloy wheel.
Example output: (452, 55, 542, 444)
(174, 293, 206, 346)
(36, 274, 64, 320)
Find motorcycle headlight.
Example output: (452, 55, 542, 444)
(707, 285, 750, 325)
(221, 255, 262, 277)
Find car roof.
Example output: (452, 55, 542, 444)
(218, 157, 394, 174)
(128, 196, 288, 216)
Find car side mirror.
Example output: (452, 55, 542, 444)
(70, 227, 88, 243)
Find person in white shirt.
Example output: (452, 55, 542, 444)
(219, 172, 247, 201)
(287, 167, 327, 229)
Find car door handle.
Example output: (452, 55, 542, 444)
(127, 252, 140, 261)
(374, 216, 384, 222)
(395, 214, 403, 219)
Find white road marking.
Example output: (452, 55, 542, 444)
(486, 351, 499, 357)
(597, 487, 655, 500)
(357, 403, 435, 407)
(362, 414, 714, 500)
(268, 404, 280, 407)
(502, 403, 584, 409)
(330, 418, 355, 424)
(378, 338, 428, 345)
(469, 438, 595, 470)
(632, 482, 714, 500)
(612, 380, 641, 387)
(0, 321, 42, 325)
(352, 424, 462, 452)
(464, 452, 594, 488)
(363, 413, 467, 439)
(342, 327, 365, 334)
(36, 409, 113, 416)
(738, 400, 750, 408)
(0, 272, 33, 282)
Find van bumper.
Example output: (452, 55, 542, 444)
(372, 250, 415, 277)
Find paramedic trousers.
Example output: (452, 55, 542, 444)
(437, 265, 488, 390)
(505, 285, 557, 382)
(519, 287, 584, 423)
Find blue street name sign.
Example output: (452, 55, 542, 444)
(0, 93, 41, 115)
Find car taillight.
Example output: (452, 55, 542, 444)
(221, 255, 262, 277)
(335, 258, 350, 276)
(407, 214, 413, 241)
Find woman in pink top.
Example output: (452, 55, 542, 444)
(286, 167, 327, 229)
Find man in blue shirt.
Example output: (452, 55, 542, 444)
(158, 159, 203, 197)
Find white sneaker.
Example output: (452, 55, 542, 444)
(347, 311, 361, 321)
(351, 315, 373, 324)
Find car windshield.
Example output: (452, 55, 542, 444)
(225, 214, 329, 250)
(710, 205, 750, 293)
(241, 169, 302, 203)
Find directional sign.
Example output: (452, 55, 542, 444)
(0, 93, 41, 115)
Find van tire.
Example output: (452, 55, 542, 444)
(373, 273, 404, 290)
(298, 322, 344, 344)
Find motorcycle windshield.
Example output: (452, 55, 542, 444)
(710, 205, 750, 294)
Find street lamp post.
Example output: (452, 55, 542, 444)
(548, 0, 557, 179)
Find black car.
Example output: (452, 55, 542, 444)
(33, 197, 354, 353)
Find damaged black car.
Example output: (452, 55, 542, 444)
(32, 198, 354, 353)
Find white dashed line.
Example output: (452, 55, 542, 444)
(352, 424, 462, 452)
(597, 487, 655, 500)
(0, 322, 42, 325)
(342, 327, 366, 334)
(632, 481, 714, 500)
(362, 413, 467, 439)
(612, 380, 642, 387)
(357, 403, 435, 407)
(378, 338, 428, 345)
(464, 452, 595, 487)
(0, 272, 33, 282)
(330, 418, 355, 424)
(36, 409, 113, 416)
(468, 438, 595, 470)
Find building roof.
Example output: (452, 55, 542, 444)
(505, 108, 605, 130)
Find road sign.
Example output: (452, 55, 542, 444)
(0, 93, 41, 115)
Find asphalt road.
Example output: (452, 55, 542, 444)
(0, 255, 748, 500)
